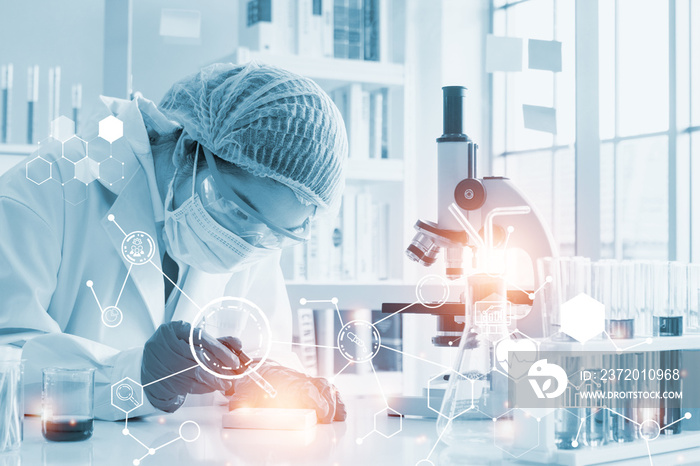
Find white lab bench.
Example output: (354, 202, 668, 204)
(7, 395, 700, 466)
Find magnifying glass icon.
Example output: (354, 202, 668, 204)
(115, 383, 139, 405)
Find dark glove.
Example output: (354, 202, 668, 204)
(141, 320, 241, 413)
(227, 364, 347, 424)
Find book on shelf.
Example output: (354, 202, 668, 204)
(333, 0, 350, 59)
(240, 0, 388, 61)
(347, 0, 363, 59)
(292, 307, 318, 375)
(239, 0, 296, 54)
(330, 85, 391, 160)
(281, 189, 391, 282)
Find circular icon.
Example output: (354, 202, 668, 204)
(179, 421, 201, 443)
(415, 274, 450, 309)
(189, 297, 272, 380)
(121, 231, 155, 265)
(639, 419, 661, 441)
(115, 383, 139, 405)
(102, 306, 123, 328)
(337, 320, 381, 363)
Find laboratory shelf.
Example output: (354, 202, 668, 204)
(219, 47, 406, 87)
(513, 430, 700, 465)
(539, 334, 700, 352)
(0, 143, 35, 156)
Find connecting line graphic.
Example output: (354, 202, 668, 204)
(148, 258, 202, 312)
(122, 415, 201, 466)
(375, 301, 419, 326)
(117, 364, 203, 465)
(87, 215, 206, 465)
(380, 345, 456, 375)
(604, 406, 692, 466)
(299, 297, 343, 326)
(272, 341, 339, 350)
(601, 331, 654, 352)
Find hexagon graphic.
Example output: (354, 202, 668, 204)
(99, 115, 123, 143)
(50, 116, 75, 142)
(62, 178, 88, 205)
(494, 409, 541, 458)
(494, 331, 539, 381)
(53, 157, 76, 181)
(74, 157, 97, 185)
(98, 157, 125, 185)
(26, 157, 51, 185)
(427, 371, 475, 420)
(38, 137, 62, 163)
(111, 377, 144, 414)
(560, 293, 605, 343)
(87, 137, 111, 163)
(374, 407, 402, 438)
(63, 136, 88, 163)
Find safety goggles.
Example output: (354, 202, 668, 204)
(198, 145, 311, 249)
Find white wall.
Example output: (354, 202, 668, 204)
(131, 1, 240, 104)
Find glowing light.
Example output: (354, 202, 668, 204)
(299, 298, 307, 305)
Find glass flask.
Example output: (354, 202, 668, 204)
(436, 274, 511, 450)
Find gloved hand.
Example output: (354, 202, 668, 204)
(227, 364, 347, 424)
(141, 320, 241, 413)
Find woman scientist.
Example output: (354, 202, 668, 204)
(0, 62, 347, 423)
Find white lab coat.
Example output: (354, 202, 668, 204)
(0, 96, 293, 420)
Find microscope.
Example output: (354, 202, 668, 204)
(382, 86, 558, 417)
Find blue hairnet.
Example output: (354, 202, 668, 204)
(159, 62, 348, 212)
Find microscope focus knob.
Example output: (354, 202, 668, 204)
(454, 178, 486, 210)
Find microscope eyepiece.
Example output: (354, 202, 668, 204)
(440, 86, 468, 141)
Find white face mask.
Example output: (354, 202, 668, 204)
(162, 145, 275, 274)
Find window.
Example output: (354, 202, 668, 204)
(599, 0, 697, 260)
(491, 0, 576, 255)
(492, 0, 698, 261)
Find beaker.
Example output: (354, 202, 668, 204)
(436, 274, 510, 449)
(0, 346, 23, 453)
(42, 368, 95, 442)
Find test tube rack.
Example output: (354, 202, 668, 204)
(508, 335, 700, 464)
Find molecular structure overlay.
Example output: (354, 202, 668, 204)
(24, 115, 688, 465)
(25, 115, 125, 205)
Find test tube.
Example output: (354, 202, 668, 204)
(536, 257, 562, 338)
(581, 354, 608, 447)
(651, 262, 684, 337)
(26, 65, 39, 144)
(71, 84, 82, 134)
(634, 261, 654, 337)
(1, 64, 12, 144)
(687, 264, 700, 334)
(600, 261, 635, 339)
